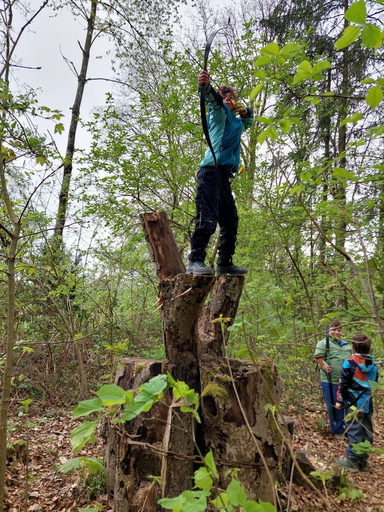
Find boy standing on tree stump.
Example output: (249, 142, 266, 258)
(335, 333, 378, 471)
(186, 70, 253, 276)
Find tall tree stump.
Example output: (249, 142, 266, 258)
(103, 211, 290, 510)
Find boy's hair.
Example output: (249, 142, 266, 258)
(217, 85, 236, 99)
(330, 318, 342, 329)
(352, 333, 371, 354)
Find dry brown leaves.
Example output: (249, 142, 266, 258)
(4, 395, 384, 511)
(279, 396, 384, 512)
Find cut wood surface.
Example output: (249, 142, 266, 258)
(139, 211, 185, 280)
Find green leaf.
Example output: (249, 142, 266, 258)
(243, 500, 260, 512)
(210, 492, 229, 508)
(257, 129, 268, 145)
(289, 185, 304, 196)
(95, 384, 126, 405)
(227, 478, 247, 506)
(36, 156, 46, 166)
(250, 83, 263, 101)
(255, 116, 272, 125)
(72, 398, 104, 418)
(255, 55, 272, 67)
(345, 0, 366, 24)
(279, 119, 291, 134)
(292, 60, 312, 84)
(54, 122, 65, 134)
(140, 374, 168, 397)
(340, 112, 364, 126)
(82, 457, 104, 474)
(194, 467, 213, 491)
(335, 25, 361, 50)
(204, 450, 219, 479)
(267, 126, 278, 141)
(366, 85, 383, 108)
(157, 496, 185, 509)
(280, 43, 301, 56)
(332, 167, 355, 180)
(361, 78, 376, 84)
(57, 457, 81, 473)
(312, 61, 331, 74)
(260, 42, 279, 56)
(254, 500, 277, 512)
(362, 24, 382, 48)
(348, 488, 365, 500)
(70, 421, 97, 453)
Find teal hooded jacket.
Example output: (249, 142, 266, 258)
(199, 84, 253, 174)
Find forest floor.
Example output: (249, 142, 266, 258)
(4, 390, 384, 512)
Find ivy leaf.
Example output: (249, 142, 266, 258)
(366, 85, 383, 108)
(345, 0, 366, 24)
(362, 24, 382, 48)
(335, 25, 361, 50)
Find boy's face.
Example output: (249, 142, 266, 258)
(220, 91, 235, 111)
(329, 326, 342, 341)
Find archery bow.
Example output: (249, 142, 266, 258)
(200, 18, 231, 169)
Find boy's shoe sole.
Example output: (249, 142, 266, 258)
(186, 262, 214, 276)
(216, 264, 247, 276)
(335, 458, 359, 471)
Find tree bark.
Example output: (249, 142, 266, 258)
(53, 0, 98, 242)
(103, 212, 290, 509)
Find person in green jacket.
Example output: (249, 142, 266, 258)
(314, 319, 352, 439)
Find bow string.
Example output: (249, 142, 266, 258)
(200, 18, 230, 169)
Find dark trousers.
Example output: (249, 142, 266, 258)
(189, 167, 238, 264)
(345, 410, 373, 465)
(321, 382, 345, 434)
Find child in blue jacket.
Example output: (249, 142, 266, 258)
(335, 333, 378, 471)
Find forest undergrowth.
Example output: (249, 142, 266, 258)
(4, 369, 384, 512)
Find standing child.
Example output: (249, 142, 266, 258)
(314, 319, 352, 439)
(335, 333, 378, 471)
(186, 69, 253, 276)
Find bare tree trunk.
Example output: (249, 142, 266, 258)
(53, 0, 98, 242)
(0, 157, 22, 510)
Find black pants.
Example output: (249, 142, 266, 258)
(189, 166, 238, 264)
